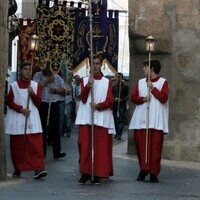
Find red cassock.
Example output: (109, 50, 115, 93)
(6, 80, 45, 171)
(130, 77, 169, 175)
(134, 129, 164, 175)
(10, 134, 45, 171)
(78, 125, 113, 178)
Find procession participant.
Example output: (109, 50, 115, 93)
(64, 70, 73, 138)
(129, 59, 169, 183)
(73, 75, 81, 115)
(59, 53, 73, 137)
(75, 54, 115, 185)
(112, 73, 129, 140)
(33, 61, 66, 159)
(5, 62, 47, 179)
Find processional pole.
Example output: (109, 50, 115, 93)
(87, 0, 95, 183)
(83, 0, 95, 181)
(145, 36, 155, 165)
(46, 57, 52, 131)
(117, 74, 122, 118)
(22, 34, 39, 161)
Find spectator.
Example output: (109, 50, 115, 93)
(112, 73, 129, 140)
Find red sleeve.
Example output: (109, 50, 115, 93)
(80, 80, 91, 103)
(130, 83, 144, 105)
(97, 81, 114, 110)
(30, 84, 42, 108)
(151, 80, 169, 104)
(6, 86, 23, 113)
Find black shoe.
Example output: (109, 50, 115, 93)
(114, 134, 118, 139)
(54, 152, 66, 159)
(78, 174, 91, 184)
(117, 136, 122, 140)
(66, 131, 71, 137)
(12, 171, 21, 178)
(34, 170, 47, 179)
(150, 174, 159, 183)
(91, 176, 100, 185)
(47, 141, 53, 146)
(137, 170, 148, 181)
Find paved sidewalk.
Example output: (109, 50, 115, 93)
(1, 129, 200, 200)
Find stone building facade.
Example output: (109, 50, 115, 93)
(128, 0, 200, 162)
(0, 0, 8, 180)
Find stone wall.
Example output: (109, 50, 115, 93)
(0, 0, 8, 180)
(128, 0, 200, 162)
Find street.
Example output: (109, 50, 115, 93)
(1, 128, 200, 200)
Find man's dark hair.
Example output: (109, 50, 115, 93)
(143, 59, 161, 74)
(93, 54, 103, 64)
(20, 62, 31, 70)
(117, 72, 123, 78)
